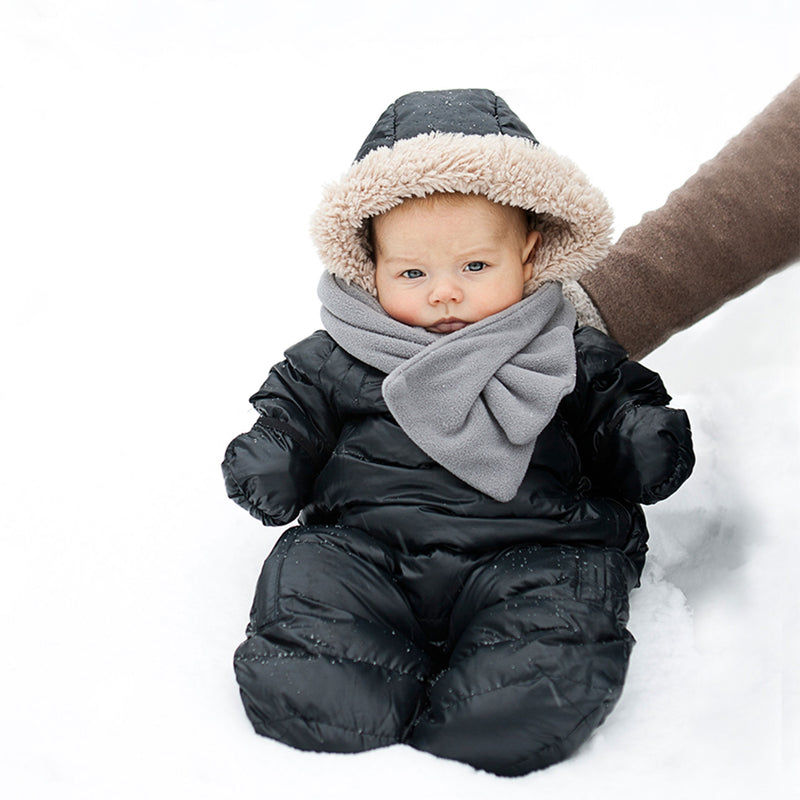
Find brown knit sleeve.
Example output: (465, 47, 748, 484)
(580, 75, 800, 360)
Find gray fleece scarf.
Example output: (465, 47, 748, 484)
(318, 272, 577, 502)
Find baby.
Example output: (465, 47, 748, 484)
(223, 89, 695, 776)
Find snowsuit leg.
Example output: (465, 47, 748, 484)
(234, 525, 432, 753)
(409, 543, 638, 775)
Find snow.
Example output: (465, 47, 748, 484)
(1, 1, 798, 797)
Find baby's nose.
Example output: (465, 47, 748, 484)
(429, 279, 463, 304)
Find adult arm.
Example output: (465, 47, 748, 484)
(579, 75, 800, 360)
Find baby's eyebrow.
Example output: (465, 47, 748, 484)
(454, 245, 502, 260)
(379, 242, 503, 265)
(379, 254, 425, 265)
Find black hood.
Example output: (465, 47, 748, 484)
(355, 89, 539, 161)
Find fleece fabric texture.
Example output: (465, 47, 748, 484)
(318, 272, 577, 501)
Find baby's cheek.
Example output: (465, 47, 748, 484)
(379, 294, 424, 327)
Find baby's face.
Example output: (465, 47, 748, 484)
(373, 194, 540, 333)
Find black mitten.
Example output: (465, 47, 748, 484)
(594, 405, 695, 504)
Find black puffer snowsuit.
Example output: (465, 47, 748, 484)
(223, 89, 694, 775)
(224, 326, 694, 775)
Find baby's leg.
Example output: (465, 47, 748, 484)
(409, 544, 637, 775)
(234, 525, 431, 753)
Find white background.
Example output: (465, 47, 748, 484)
(1, 1, 798, 798)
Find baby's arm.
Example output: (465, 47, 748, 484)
(562, 327, 695, 505)
(222, 332, 341, 526)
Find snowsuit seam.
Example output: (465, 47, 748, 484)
(335, 447, 437, 469)
(353, 363, 373, 408)
(279, 536, 417, 628)
(234, 650, 429, 682)
(504, 692, 617, 773)
(269, 532, 294, 622)
(412, 666, 598, 752)
(328, 354, 366, 414)
(645, 437, 693, 503)
(258, 531, 399, 629)
(287, 536, 396, 578)
(223, 466, 248, 505)
(223, 463, 273, 526)
(254, 416, 322, 467)
(451, 605, 619, 662)
(431, 637, 631, 711)
(264, 714, 399, 746)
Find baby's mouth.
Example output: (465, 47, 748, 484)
(427, 318, 469, 334)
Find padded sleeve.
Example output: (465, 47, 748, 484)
(222, 332, 342, 526)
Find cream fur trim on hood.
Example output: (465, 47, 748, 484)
(311, 130, 614, 297)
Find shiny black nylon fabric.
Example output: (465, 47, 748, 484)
(234, 525, 637, 773)
(222, 325, 694, 575)
(354, 88, 539, 162)
(225, 325, 695, 773)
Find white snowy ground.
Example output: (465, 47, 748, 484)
(1, 1, 798, 798)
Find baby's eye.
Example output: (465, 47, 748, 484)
(464, 261, 487, 272)
(401, 269, 425, 279)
